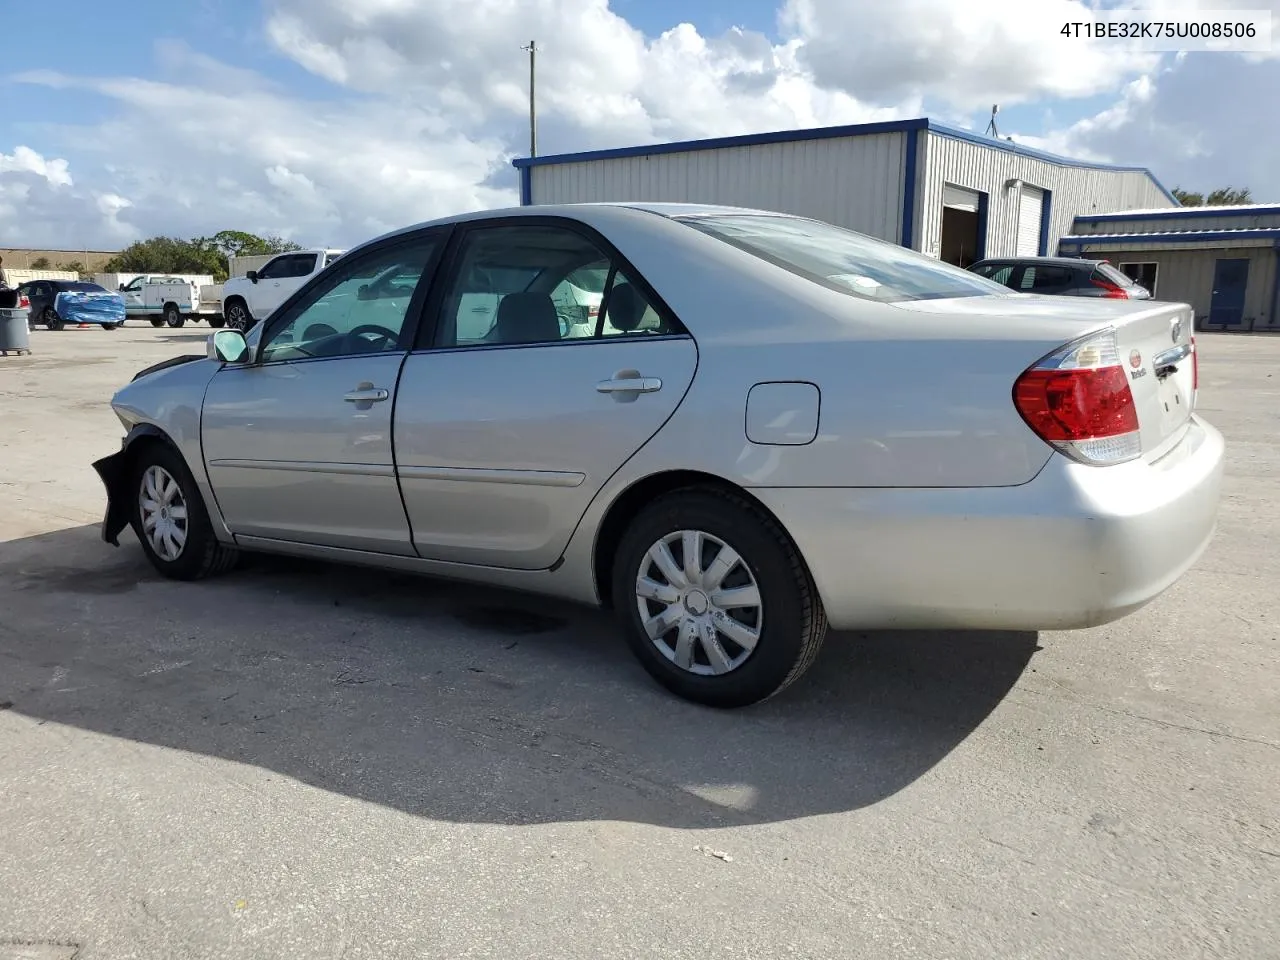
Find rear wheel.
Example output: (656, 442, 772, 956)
(129, 443, 239, 581)
(208, 316, 226, 328)
(164, 303, 185, 328)
(611, 488, 827, 708)
(43, 308, 64, 331)
(102, 323, 119, 331)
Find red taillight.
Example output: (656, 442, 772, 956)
(1090, 277, 1129, 299)
(1013, 329, 1142, 465)
(18, 294, 29, 309)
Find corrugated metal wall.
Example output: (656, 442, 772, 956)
(916, 132, 1174, 259)
(1070, 245, 1277, 330)
(529, 133, 909, 243)
(1071, 210, 1280, 234)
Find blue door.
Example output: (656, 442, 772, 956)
(1209, 258, 1249, 328)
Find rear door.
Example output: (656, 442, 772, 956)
(394, 219, 698, 570)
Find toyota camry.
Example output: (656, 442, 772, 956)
(92, 203, 1224, 707)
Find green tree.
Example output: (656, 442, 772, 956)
(1172, 186, 1252, 207)
(58, 260, 88, 277)
(29, 256, 51, 269)
(102, 230, 300, 282)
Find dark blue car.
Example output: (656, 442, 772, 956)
(18, 279, 127, 330)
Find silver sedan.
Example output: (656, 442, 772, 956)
(93, 203, 1224, 707)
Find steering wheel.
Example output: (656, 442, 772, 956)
(346, 324, 399, 351)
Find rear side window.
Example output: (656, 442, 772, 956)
(1018, 266, 1073, 292)
(681, 214, 1008, 302)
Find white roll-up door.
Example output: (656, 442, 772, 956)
(1016, 186, 1044, 256)
(943, 184, 981, 213)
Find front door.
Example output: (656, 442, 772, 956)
(1209, 258, 1250, 329)
(202, 232, 445, 554)
(394, 220, 698, 570)
(250, 252, 319, 318)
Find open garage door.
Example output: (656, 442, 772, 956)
(1016, 186, 1044, 256)
(940, 184, 983, 267)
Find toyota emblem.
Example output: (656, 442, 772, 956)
(1129, 349, 1142, 368)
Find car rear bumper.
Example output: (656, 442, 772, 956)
(753, 415, 1224, 631)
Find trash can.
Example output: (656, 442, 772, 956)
(0, 306, 32, 355)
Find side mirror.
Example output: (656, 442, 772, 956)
(208, 329, 250, 364)
(246, 270, 259, 283)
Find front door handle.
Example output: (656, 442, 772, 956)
(344, 384, 389, 403)
(596, 377, 662, 395)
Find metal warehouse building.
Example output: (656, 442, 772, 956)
(513, 117, 1176, 266)
(1061, 205, 1280, 332)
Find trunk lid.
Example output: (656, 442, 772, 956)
(892, 293, 1196, 461)
(1109, 301, 1196, 459)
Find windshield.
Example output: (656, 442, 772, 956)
(1095, 262, 1143, 288)
(681, 214, 1009, 302)
(63, 282, 109, 294)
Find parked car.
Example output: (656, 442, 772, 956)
(92, 203, 1222, 708)
(221, 249, 344, 332)
(968, 256, 1151, 299)
(19, 279, 127, 330)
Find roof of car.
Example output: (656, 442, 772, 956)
(972, 256, 1098, 267)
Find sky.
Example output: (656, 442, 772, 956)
(1, 0, 1277, 251)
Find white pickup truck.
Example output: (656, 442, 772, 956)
(220, 249, 344, 331)
(119, 275, 225, 328)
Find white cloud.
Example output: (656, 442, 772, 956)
(2, 0, 1276, 249)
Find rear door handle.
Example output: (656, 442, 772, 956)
(596, 377, 662, 394)
(344, 385, 389, 403)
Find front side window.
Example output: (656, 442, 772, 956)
(285, 254, 318, 278)
(260, 237, 440, 363)
(435, 224, 676, 348)
(256, 256, 289, 280)
(681, 214, 1008, 302)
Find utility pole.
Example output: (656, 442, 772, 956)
(521, 40, 537, 157)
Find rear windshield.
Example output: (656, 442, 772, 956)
(680, 214, 1009, 302)
(62, 282, 109, 293)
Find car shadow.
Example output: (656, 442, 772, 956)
(0, 523, 1040, 829)
(152, 333, 213, 343)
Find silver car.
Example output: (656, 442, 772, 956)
(93, 203, 1224, 708)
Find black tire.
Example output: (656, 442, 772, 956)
(208, 316, 226, 329)
(129, 442, 240, 581)
(43, 308, 64, 331)
(149, 317, 165, 328)
(224, 298, 253, 332)
(164, 303, 185, 328)
(102, 323, 119, 331)
(610, 487, 827, 708)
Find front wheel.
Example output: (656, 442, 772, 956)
(129, 444, 239, 581)
(102, 323, 119, 331)
(611, 488, 827, 708)
(224, 299, 253, 332)
(43, 308, 64, 331)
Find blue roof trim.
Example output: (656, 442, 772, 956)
(1075, 205, 1280, 225)
(511, 118, 930, 169)
(1060, 228, 1280, 246)
(511, 116, 1178, 206)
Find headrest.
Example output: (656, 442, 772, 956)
(495, 292, 561, 344)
